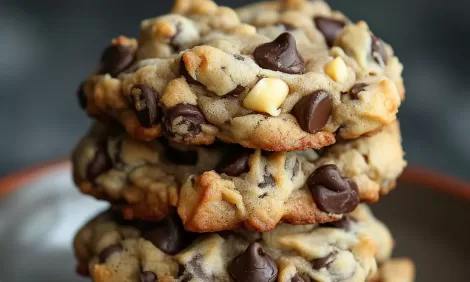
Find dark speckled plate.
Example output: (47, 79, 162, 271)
(0, 162, 469, 282)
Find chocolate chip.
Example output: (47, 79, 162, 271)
(234, 54, 245, 61)
(216, 146, 253, 176)
(180, 58, 200, 85)
(307, 165, 359, 214)
(98, 244, 123, 263)
(292, 159, 300, 179)
(314, 16, 346, 47)
(99, 44, 135, 76)
(142, 215, 190, 255)
(77, 82, 87, 109)
(226, 85, 246, 96)
(259, 173, 275, 188)
(321, 215, 356, 231)
(228, 242, 278, 282)
(130, 84, 160, 128)
(371, 35, 388, 65)
(343, 83, 367, 100)
(160, 140, 198, 165)
(312, 253, 334, 270)
(163, 104, 206, 138)
(86, 145, 112, 181)
(291, 274, 306, 282)
(140, 271, 157, 282)
(292, 90, 333, 134)
(254, 32, 305, 74)
(179, 255, 214, 282)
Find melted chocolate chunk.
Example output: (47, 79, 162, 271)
(228, 243, 278, 282)
(179, 255, 214, 282)
(140, 271, 157, 282)
(343, 83, 368, 100)
(312, 253, 335, 270)
(180, 58, 201, 85)
(130, 84, 160, 127)
(321, 215, 356, 231)
(98, 244, 123, 263)
(371, 35, 388, 65)
(314, 16, 346, 47)
(292, 90, 333, 134)
(163, 104, 206, 138)
(141, 215, 192, 255)
(307, 165, 360, 214)
(86, 145, 112, 181)
(254, 32, 305, 74)
(99, 44, 135, 76)
(216, 146, 253, 176)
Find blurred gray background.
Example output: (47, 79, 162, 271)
(0, 0, 469, 180)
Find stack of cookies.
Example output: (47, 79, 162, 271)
(72, 0, 415, 281)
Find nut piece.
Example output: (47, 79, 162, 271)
(324, 57, 348, 83)
(242, 78, 289, 116)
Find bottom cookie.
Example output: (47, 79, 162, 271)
(370, 258, 415, 282)
(74, 205, 394, 282)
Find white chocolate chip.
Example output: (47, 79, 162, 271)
(324, 57, 348, 83)
(243, 78, 289, 116)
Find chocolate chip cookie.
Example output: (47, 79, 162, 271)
(72, 122, 405, 231)
(370, 259, 415, 282)
(74, 205, 392, 282)
(78, 0, 404, 151)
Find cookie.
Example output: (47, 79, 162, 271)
(370, 259, 415, 282)
(74, 205, 392, 282)
(72, 122, 405, 231)
(78, 0, 404, 151)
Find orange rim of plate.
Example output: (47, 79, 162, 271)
(0, 159, 70, 199)
(0, 161, 469, 201)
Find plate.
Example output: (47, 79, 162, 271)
(0, 162, 469, 282)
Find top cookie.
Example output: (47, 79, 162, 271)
(78, 0, 404, 151)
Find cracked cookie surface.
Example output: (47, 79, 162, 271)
(74, 205, 392, 282)
(72, 122, 405, 231)
(78, 0, 404, 151)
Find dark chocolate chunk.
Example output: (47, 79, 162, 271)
(314, 16, 346, 47)
(142, 215, 190, 255)
(86, 145, 112, 181)
(179, 58, 200, 85)
(292, 90, 333, 134)
(312, 253, 334, 270)
(228, 242, 278, 282)
(259, 173, 275, 188)
(140, 271, 157, 282)
(321, 215, 356, 231)
(307, 165, 359, 214)
(99, 44, 135, 76)
(226, 85, 246, 96)
(163, 104, 206, 138)
(179, 255, 214, 282)
(371, 35, 388, 65)
(233, 54, 245, 61)
(77, 82, 87, 110)
(159, 139, 198, 165)
(254, 32, 305, 74)
(130, 84, 160, 128)
(98, 244, 123, 263)
(343, 83, 368, 100)
(216, 146, 253, 176)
